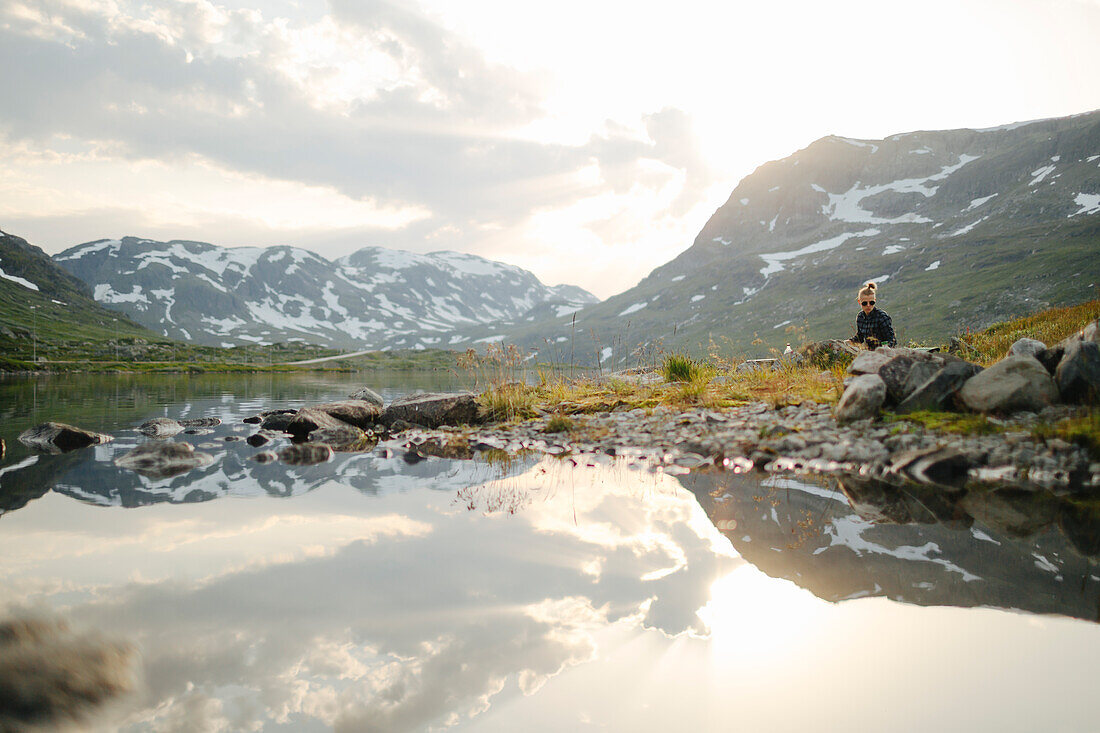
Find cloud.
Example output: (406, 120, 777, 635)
(39, 459, 739, 731)
(0, 0, 717, 296)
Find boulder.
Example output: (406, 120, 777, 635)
(285, 408, 350, 438)
(347, 387, 384, 407)
(259, 410, 298, 432)
(1054, 340, 1100, 404)
(381, 392, 481, 428)
(114, 441, 214, 479)
(311, 400, 383, 429)
(1083, 319, 1098, 344)
(246, 433, 271, 447)
(896, 361, 984, 413)
(836, 374, 886, 423)
(1035, 344, 1065, 375)
(1007, 337, 1046, 358)
(848, 349, 894, 376)
(958, 355, 1058, 414)
(18, 423, 113, 453)
(277, 444, 333, 465)
(138, 417, 184, 437)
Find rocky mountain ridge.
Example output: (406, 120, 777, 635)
(500, 110, 1100, 365)
(54, 238, 598, 349)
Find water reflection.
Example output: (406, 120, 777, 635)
(1, 374, 1099, 730)
(680, 471, 1100, 622)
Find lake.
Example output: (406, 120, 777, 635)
(1, 374, 1098, 732)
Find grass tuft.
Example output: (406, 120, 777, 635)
(663, 353, 699, 382)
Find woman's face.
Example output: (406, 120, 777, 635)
(859, 295, 876, 315)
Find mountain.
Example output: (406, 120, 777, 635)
(0, 230, 156, 361)
(502, 111, 1100, 365)
(54, 239, 598, 349)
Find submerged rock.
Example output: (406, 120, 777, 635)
(18, 423, 113, 453)
(382, 392, 481, 429)
(114, 441, 215, 479)
(138, 417, 184, 437)
(0, 615, 136, 730)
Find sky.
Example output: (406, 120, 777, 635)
(1, 0, 1098, 299)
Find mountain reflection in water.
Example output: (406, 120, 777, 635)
(1, 374, 1099, 731)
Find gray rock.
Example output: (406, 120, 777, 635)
(382, 392, 481, 428)
(285, 408, 351, 438)
(1007, 337, 1046, 358)
(311, 400, 383, 429)
(138, 417, 184, 437)
(114, 441, 214, 479)
(18, 423, 113, 453)
(347, 387, 384, 407)
(836, 374, 887, 423)
(958, 355, 1058, 414)
(896, 361, 984, 413)
(277, 444, 333, 465)
(246, 433, 270, 447)
(848, 350, 894, 376)
(259, 410, 297, 432)
(1054, 340, 1100, 404)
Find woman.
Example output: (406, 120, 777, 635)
(851, 281, 896, 349)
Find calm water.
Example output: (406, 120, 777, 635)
(1, 374, 1098, 732)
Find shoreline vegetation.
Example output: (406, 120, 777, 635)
(460, 298, 1100, 458)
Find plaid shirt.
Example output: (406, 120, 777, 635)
(854, 308, 896, 347)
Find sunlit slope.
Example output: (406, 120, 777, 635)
(502, 111, 1100, 363)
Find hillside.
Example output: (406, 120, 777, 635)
(0, 230, 159, 365)
(501, 111, 1100, 365)
(54, 238, 598, 349)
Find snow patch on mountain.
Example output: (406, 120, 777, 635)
(1069, 193, 1100, 217)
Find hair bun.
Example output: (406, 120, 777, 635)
(865, 281, 877, 290)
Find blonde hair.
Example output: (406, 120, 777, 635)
(858, 281, 877, 301)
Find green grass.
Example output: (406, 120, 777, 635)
(662, 353, 700, 382)
(1032, 412, 1100, 460)
(951, 298, 1100, 366)
(883, 410, 1004, 435)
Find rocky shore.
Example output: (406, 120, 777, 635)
(396, 399, 1099, 495)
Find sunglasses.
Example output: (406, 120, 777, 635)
(861, 300, 875, 306)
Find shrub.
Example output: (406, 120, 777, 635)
(544, 415, 574, 433)
(662, 353, 698, 382)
